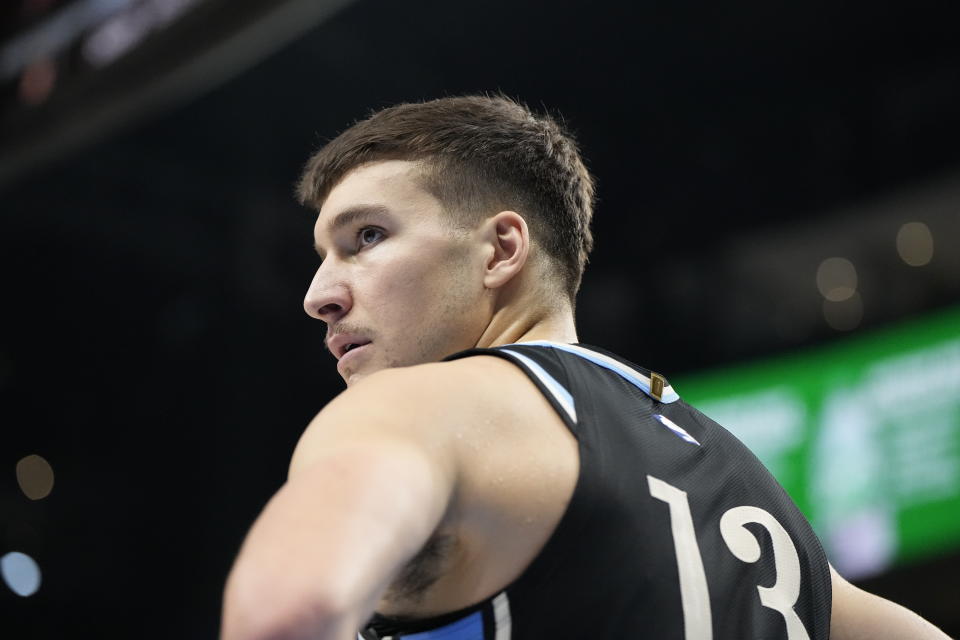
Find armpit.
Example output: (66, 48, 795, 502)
(382, 532, 457, 605)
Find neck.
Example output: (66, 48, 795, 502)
(473, 301, 578, 349)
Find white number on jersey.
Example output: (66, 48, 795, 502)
(647, 475, 811, 640)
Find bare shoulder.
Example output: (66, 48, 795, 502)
(290, 354, 579, 612)
(288, 355, 542, 476)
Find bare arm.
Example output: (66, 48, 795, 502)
(220, 367, 461, 640)
(830, 564, 953, 640)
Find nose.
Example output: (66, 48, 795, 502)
(303, 266, 352, 324)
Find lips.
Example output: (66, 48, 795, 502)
(335, 341, 371, 377)
(327, 334, 372, 360)
(340, 342, 369, 359)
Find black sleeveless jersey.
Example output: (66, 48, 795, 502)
(361, 342, 832, 640)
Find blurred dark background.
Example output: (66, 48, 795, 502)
(2, 0, 959, 637)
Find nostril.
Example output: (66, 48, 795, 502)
(304, 284, 350, 321)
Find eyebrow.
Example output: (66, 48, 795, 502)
(313, 204, 391, 257)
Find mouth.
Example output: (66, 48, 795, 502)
(326, 332, 372, 359)
(336, 341, 371, 375)
(338, 338, 371, 358)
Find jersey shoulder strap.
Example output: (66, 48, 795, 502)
(444, 341, 679, 415)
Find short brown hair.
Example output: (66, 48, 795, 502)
(297, 94, 595, 300)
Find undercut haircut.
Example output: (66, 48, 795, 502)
(297, 94, 596, 301)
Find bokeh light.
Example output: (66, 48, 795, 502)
(16, 454, 55, 500)
(823, 291, 863, 331)
(896, 222, 934, 267)
(816, 257, 858, 302)
(1, 551, 42, 597)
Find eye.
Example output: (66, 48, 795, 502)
(357, 226, 384, 250)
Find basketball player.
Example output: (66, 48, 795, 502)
(221, 96, 951, 640)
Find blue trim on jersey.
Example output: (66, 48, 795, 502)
(505, 341, 681, 403)
(653, 413, 701, 446)
(401, 611, 484, 640)
(500, 349, 577, 422)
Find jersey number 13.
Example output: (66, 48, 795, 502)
(647, 475, 811, 640)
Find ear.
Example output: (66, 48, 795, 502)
(482, 211, 530, 290)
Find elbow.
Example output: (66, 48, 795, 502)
(221, 564, 350, 640)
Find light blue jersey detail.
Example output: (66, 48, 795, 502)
(504, 341, 680, 403)
(402, 611, 484, 640)
(500, 349, 577, 422)
(653, 413, 701, 446)
(360, 586, 511, 640)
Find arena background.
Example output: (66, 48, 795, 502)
(2, 0, 959, 637)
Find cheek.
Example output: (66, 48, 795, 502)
(374, 254, 434, 300)
(371, 248, 480, 338)
(377, 240, 475, 303)
(361, 253, 440, 329)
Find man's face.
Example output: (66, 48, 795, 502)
(305, 160, 491, 386)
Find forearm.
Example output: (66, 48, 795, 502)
(221, 442, 453, 640)
(221, 580, 359, 640)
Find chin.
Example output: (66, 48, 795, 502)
(343, 365, 379, 387)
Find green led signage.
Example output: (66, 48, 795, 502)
(675, 306, 960, 578)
